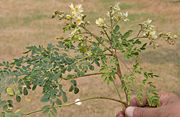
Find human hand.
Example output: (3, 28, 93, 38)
(116, 93, 180, 117)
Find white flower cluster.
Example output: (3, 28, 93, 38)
(107, 3, 129, 22)
(141, 19, 178, 46)
(142, 19, 158, 39)
(69, 4, 84, 25)
(95, 3, 129, 27)
(158, 32, 178, 45)
(67, 4, 86, 39)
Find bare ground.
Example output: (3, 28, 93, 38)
(0, 0, 180, 117)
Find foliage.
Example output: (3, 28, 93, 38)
(0, 3, 178, 117)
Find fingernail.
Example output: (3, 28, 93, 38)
(125, 107, 135, 117)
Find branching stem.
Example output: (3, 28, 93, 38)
(112, 76, 122, 100)
(114, 54, 129, 104)
(23, 96, 127, 116)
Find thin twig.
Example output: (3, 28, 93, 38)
(62, 72, 105, 80)
(23, 96, 128, 116)
(80, 26, 113, 53)
(114, 54, 129, 103)
(112, 76, 122, 100)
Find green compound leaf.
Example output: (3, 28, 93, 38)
(89, 65, 94, 71)
(62, 92, 67, 103)
(41, 94, 50, 102)
(16, 96, 21, 103)
(74, 87, 79, 94)
(50, 107, 57, 117)
(55, 99, 62, 106)
(122, 30, 133, 39)
(23, 88, 28, 96)
(114, 25, 120, 33)
(32, 85, 37, 91)
(71, 80, 77, 87)
(42, 105, 50, 112)
(69, 85, 74, 92)
(140, 43, 147, 50)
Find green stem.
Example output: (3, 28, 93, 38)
(112, 76, 122, 100)
(23, 96, 127, 116)
(130, 25, 144, 40)
(62, 72, 105, 80)
(114, 54, 129, 104)
(109, 7, 113, 31)
(112, 20, 120, 29)
(61, 52, 113, 74)
(102, 27, 115, 53)
(103, 27, 111, 42)
(81, 26, 113, 53)
(137, 25, 143, 37)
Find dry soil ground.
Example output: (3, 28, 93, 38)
(0, 0, 180, 117)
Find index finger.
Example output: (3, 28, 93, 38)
(130, 96, 148, 107)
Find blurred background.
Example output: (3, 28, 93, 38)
(0, 0, 180, 117)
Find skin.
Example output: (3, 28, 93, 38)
(116, 93, 180, 117)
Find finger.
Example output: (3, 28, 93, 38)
(116, 111, 125, 117)
(125, 106, 160, 117)
(159, 93, 180, 106)
(130, 96, 148, 107)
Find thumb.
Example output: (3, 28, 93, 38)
(125, 106, 160, 117)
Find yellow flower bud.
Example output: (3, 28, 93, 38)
(87, 52, 92, 56)
(6, 88, 14, 96)
(66, 15, 71, 20)
(174, 35, 178, 39)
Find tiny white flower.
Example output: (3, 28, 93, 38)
(69, 3, 74, 11)
(114, 3, 121, 11)
(148, 25, 155, 30)
(117, 14, 121, 20)
(75, 4, 83, 13)
(75, 99, 82, 105)
(96, 18, 104, 26)
(112, 10, 115, 15)
(144, 19, 152, 25)
(107, 10, 115, 17)
(70, 28, 80, 37)
(107, 11, 110, 17)
(119, 12, 129, 21)
(123, 18, 129, 22)
(147, 19, 152, 24)
(75, 16, 83, 25)
(149, 31, 158, 39)
(124, 12, 128, 17)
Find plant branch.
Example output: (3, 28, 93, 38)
(64, 52, 113, 70)
(62, 72, 105, 80)
(117, 57, 132, 73)
(130, 25, 144, 40)
(114, 54, 129, 103)
(109, 7, 113, 31)
(102, 27, 111, 42)
(112, 76, 122, 100)
(80, 26, 113, 53)
(113, 20, 120, 29)
(23, 96, 128, 116)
